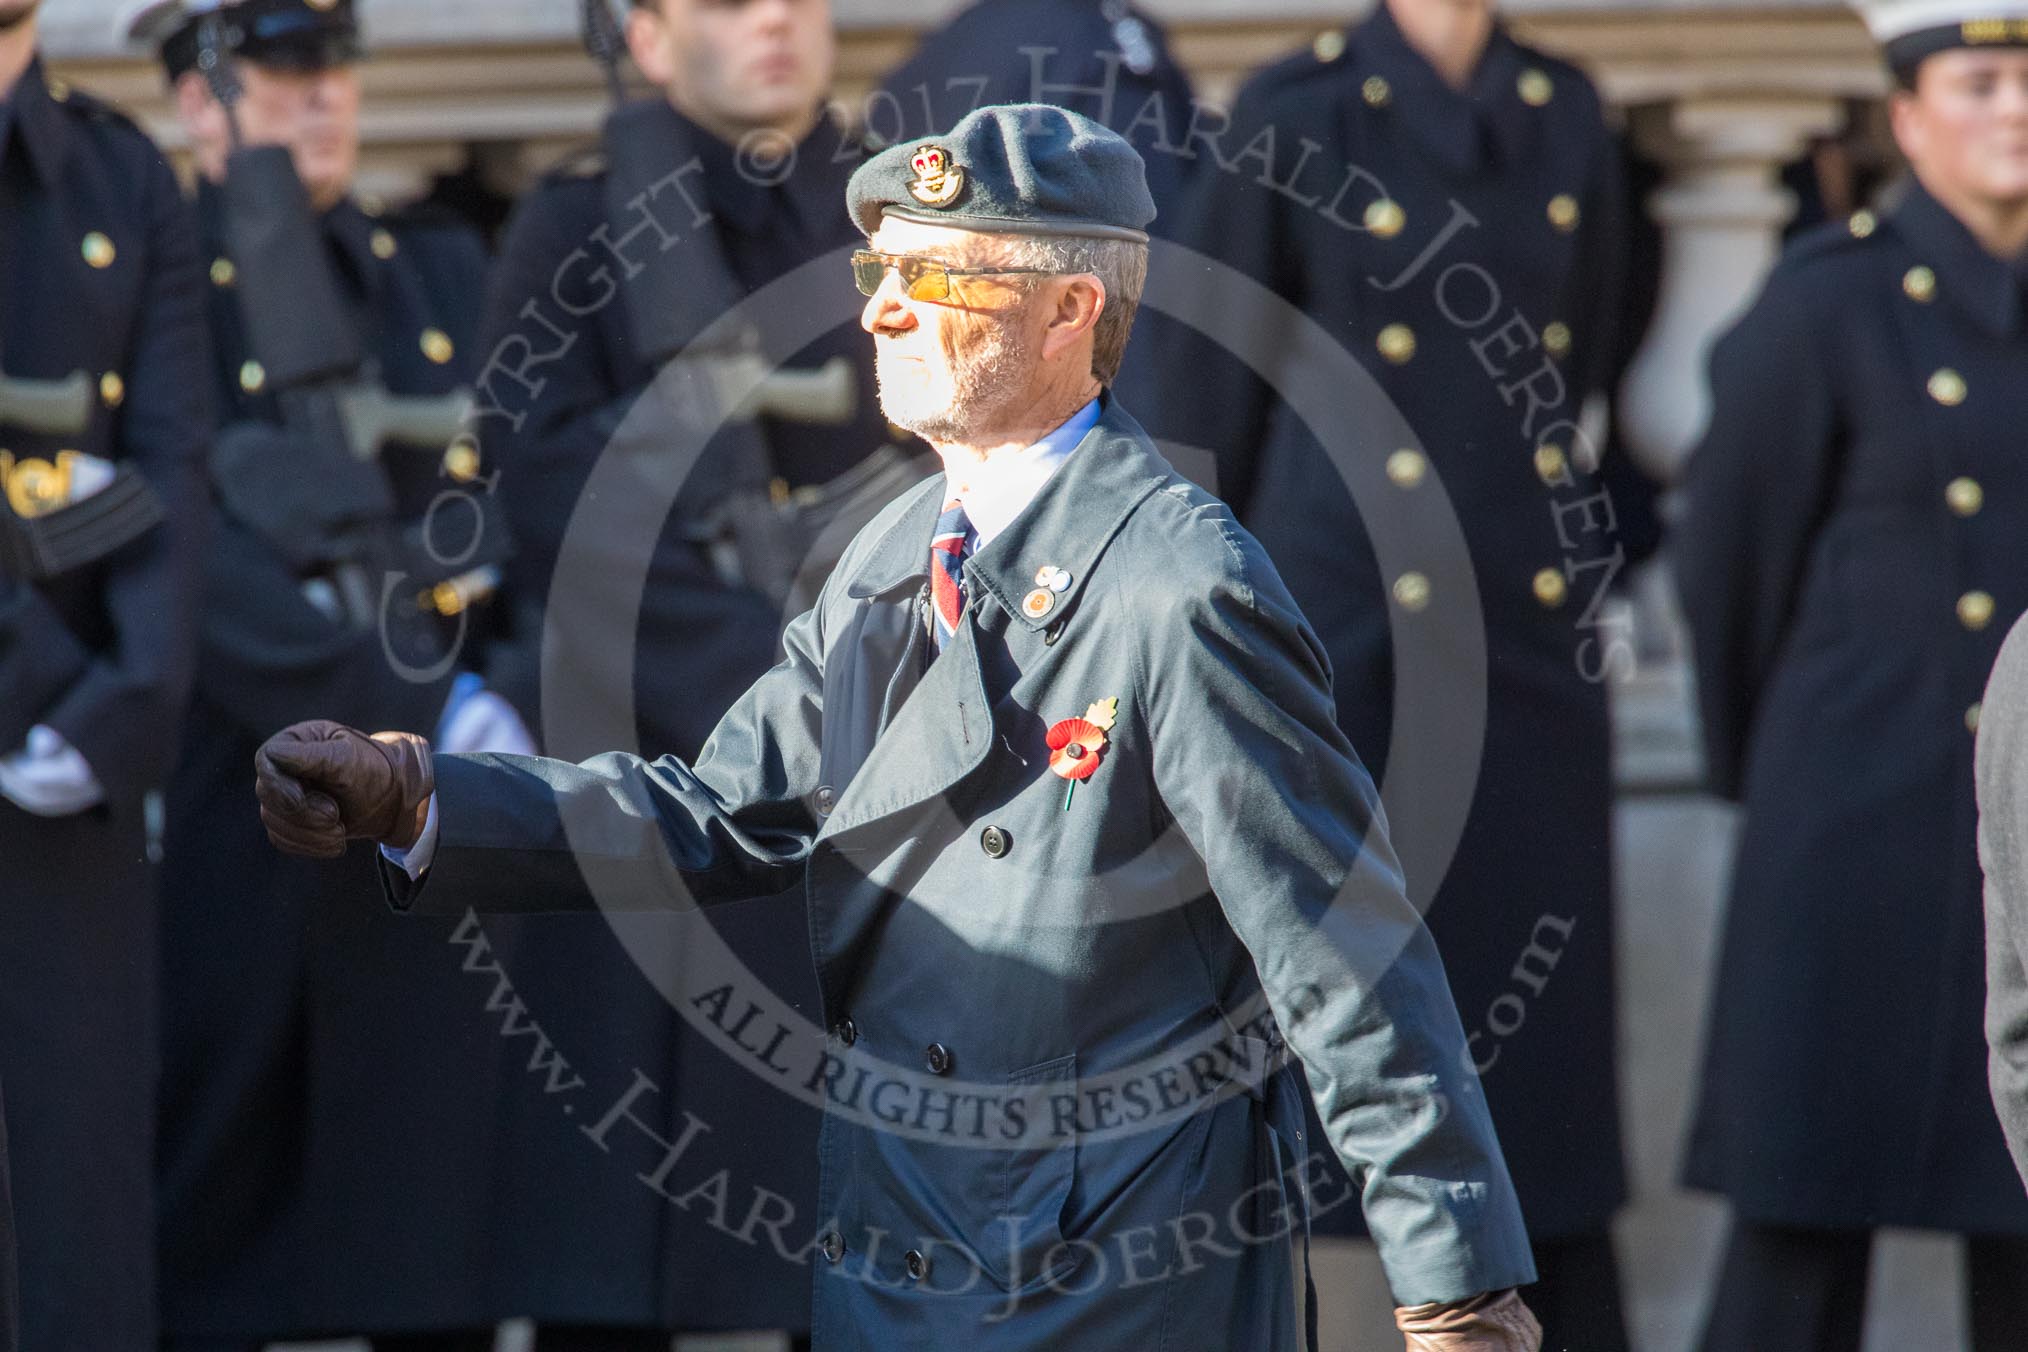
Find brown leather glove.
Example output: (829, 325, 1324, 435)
(1395, 1289, 1542, 1351)
(255, 720, 434, 858)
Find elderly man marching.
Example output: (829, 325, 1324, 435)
(253, 107, 1543, 1351)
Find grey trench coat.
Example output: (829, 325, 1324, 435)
(380, 398, 1535, 1347)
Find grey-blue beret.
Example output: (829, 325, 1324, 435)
(847, 103, 1157, 244)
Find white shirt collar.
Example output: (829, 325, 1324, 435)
(941, 398, 1102, 550)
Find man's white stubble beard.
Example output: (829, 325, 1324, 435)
(876, 314, 1038, 447)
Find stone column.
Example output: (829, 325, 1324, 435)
(1619, 95, 1848, 478)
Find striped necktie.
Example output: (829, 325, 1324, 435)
(928, 497, 971, 653)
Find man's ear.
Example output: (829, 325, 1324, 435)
(625, 5, 675, 88)
(1039, 274, 1106, 364)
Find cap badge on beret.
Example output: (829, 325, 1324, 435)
(906, 144, 966, 210)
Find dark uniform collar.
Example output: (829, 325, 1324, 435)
(663, 98, 841, 239)
(848, 393, 1168, 632)
(1890, 175, 2028, 339)
(1, 58, 72, 188)
(1349, 2, 1533, 177)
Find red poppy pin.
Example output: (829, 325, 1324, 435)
(1047, 697, 1120, 811)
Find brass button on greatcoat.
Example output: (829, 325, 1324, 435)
(1535, 444, 1569, 485)
(1533, 568, 1568, 608)
(371, 228, 399, 260)
(1377, 324, 1417, 364)
(1362, 76, 1392, 107)
(210, 257, 236, 287)
(99, 372, 124, 408)
(1904, 266, 1937, 302)
(1386, 449, 1427, 489)
(1392, 572, 1431, 612)
(1313, 29, 1346, 62)
(1969, 703, 1985, 734)
(1959, 590, 1995, 631)
(82, 232, 115, 268)
(1541, 322, 1572, 358)
(1547, 195, 1580, 232)
(420, 328, 455, 365)
(1364, 198, 1406, 238)
(239, 360, 266, 394)
(1946, 478, 1984, 517)
(1929, 369, 1967, 406)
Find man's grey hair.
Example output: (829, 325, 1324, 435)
(997, 235, 1150, 386)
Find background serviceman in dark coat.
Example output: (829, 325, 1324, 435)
(461, 0, 900, 1343)
(876, 0, 1198, 218)
(1128, 1, 1661, 1344)
(0, 1, 211, 1344)
(255, 101, 1545, 1352)
(1677, 2, 2028, 1347)
(131, 1, 529, 1346)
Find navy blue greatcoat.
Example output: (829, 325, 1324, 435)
(1678, 180, 2028, 1233)
(1128, 7, 1658, 1242)
(455, 101, 895, 1331)
(155, 181, 512, 1337)
(375, 399, 1536, 1347)
(877, 0, 1198, 218)
(0, 59, 210, 1349)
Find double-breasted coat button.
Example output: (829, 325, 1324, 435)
(421, 328, 456, 365)
(1362, 75, 1392, 108)
(1849, 209, 1878, 238)
(819, 1231, 845, 1263)
(1377, 324, 1417, 364)
(1364, 198, 1406, 238)
(1518, 68, 1555, 106)
(833, 1017, 858, 1046)
(99, 372, 124, 408)
(1959, 590, 1995, 631)
(1392, 572, 1431, 612)
(814, 784, 836, 816)
(370, 228, 399, 260)
(1904, 266, 1937, 302)
(1533, 568, 1568, 608)
(924, 1043, 953, 1075)
(905, 1248, 931, 1281)
(1547, 195, 1580, 232)
(1386, 449, 1427, 489)
(1946, 477, 1984, 517)
(980, 826, 1011, 859)
(1535, 444, 1569, 485)
(443, 438, 482, 483)
(1313, 29, 1346, 62)
(1541, 322, 1572, 358)
(210, 257, 236, 287)
(1969, 703, 1985, 734)
(81, 232, 116, 268)
(1929, 369, 1968, 406)
(240, 360, 266, 394)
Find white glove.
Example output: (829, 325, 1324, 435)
(0, 725, 106, 817)
(435, 675, 537, 756)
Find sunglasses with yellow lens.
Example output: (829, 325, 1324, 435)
(850, 250, 1058, 303)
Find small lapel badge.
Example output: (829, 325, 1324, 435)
(906, 144, 966, 209)
(1023, 587, 1056, 619)
(1035, 564, 1073, 594)
(1047, 697, 1121, 810)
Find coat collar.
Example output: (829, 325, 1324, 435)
(1349, 3, 1534, 178)
(844, 393, 1171, 631)
(2, 59, 72, 189)
(1889, 176, 2027, 340)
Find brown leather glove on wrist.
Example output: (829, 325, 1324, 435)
(1395, 1289, 1542, 1351)
(254, 720, 433, 859)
